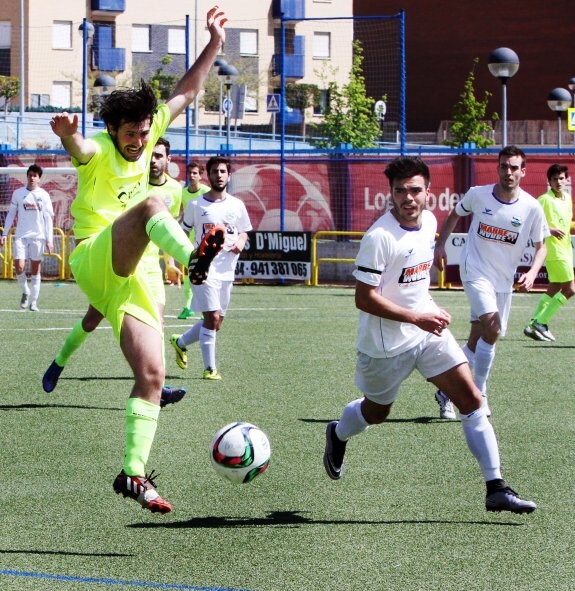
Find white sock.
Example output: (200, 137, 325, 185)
(460, 407, 501, 481)
(17, 272, 29, 295)
(335, 398, 369, 441)
(30, 273, 41, 304)
(474, 338, 495, 396)
(462, 343, 475, 370)
(180, 321, 202, 348)
(199, 327, 217, 370)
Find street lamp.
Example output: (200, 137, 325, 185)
(488, 47, 519, 147)
(78, 19, 94, 137)
(214, 57, 227, 134)
(547, 88, 572, 151)
(568, 78, 575, 145)
(92, 75, 116, 127)
(217, 61, 238, 151)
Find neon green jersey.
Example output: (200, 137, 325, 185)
(182, 183, 210, 210)
(538, 189, 573, 261)
(71, 103, 171, 239)
(149, 174, 182, 218)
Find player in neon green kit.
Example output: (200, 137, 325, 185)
(48, 6, 227, 514)
(42, 138, 186, 407)
(524, 164, 575, 341)
(178, 160, 210, 319)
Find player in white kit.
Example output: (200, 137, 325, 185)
(323, 156, 537, 514)
(434, 146, 549, 417)
(170, 156, 252, 380)
(1, 164, 54, 311)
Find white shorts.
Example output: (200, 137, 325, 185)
(355, 329, 467, 405)
(192, 278, 233, 315)
(463, 278, 512, 336)
(13, 237, 45, 261)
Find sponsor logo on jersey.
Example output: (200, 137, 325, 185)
(23, 202, 41, 211)
(399, 259, 432, 284)
(482, 208, 493, 216)
(477, 222, 518, 244)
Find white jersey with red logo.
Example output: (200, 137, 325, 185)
(182, 192, 252, 281)
(3, 185, 54, 241)
(353, 208, 439, 358)
(456, 184, 549, 292)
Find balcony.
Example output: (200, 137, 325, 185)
(91, 0, 125, 12)
(272, 35, 305, 78)
(272, 0, 305, 20)
(92, 47, 125, 72)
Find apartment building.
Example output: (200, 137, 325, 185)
(0, 0, 353, 130)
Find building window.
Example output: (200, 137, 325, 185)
(132, 24, 151, 52)
(240, 31, 258, 56)
(52, 21, 72, 50)
(313, 89, 329, 115)
(313, 32, 330, 59)
(51, 82, 72, 108)
(168, 27, 185, 54)
(0, 21, 10, 48)
(31, 94, 50, 108)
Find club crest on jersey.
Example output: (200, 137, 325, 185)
(477, 222, 518, 244)
(399, 260, 432, 284)
(510, 216, 522, 227)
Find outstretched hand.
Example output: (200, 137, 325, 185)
(207, 5, 227, 44)
(50, 113, 79, 138)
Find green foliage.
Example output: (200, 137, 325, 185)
(286, 82, 319, 136)
(310, 41, 381, 149)
(148, 56, 178, 101)
(0, 75, 20, 114)
(444, 58, 498, 148)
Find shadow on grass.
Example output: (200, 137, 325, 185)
(0, 549, 133, 557)
(301, 417, 458, 425)
(0, 403, 124, 411)
(128, 510, 523, 529)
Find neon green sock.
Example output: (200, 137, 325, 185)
(146, 211, 193, 267)
(530, 294, 552, 323)
(124, 398, 160, 476)
(183, 275, 192, 309)
(55, 320, 91, 366)
(538, 292, 568, 324)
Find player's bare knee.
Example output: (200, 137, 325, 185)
(360, 399, 391, 425)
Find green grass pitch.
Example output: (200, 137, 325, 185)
(0, 280, 573, 591)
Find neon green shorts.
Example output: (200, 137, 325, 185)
(138, 243, 165, 306)
(546, 259, 574, 283)
(69, 226, 162, 341)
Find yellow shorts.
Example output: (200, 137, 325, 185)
(69, 226, 162, 341)
(138, 243, 165, 306)
(546, 259, 574, 283)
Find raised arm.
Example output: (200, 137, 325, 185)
(50, 113, 98, 164)
(165, 6, 227, 123)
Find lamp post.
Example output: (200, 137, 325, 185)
(488, 47, 519, 147)
(568, 78, 575, 145)
(547, 88, 572, 151)
(217, 62, 238, 151)
(92, 74, 116, 127)
(78, 19, 94, 137)
(214, 57, 227, 135)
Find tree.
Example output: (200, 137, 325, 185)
(0, 76, 20, 115)
(444, 58, 498, 148)
(285, 82, 319, 138)
(148, 56, 178, 101)
(310, 41, 381, 149)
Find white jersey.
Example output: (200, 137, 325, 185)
(353, 209, 439, 358)
(182, 192, 252, 281)
(456, 184, 549, 292)
(3, 185, 54, 241)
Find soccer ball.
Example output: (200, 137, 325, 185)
(210, 422, 271, 484)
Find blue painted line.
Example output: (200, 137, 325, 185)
(0, 569, 252, 591)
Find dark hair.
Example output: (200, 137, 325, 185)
(99, 80, 158, 130)
(155, 137, 171, 156)
(27, 164, 43, 177)
(499, 145, 526, 167)
(206, 156, 231, 175)
(384, 157, 430, 187)
(546, 163, 569, 181)
(187, 160, 205, 174)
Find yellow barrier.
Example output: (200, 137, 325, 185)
(3, 227, 67, 280)
(311, 231, 364, 286)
